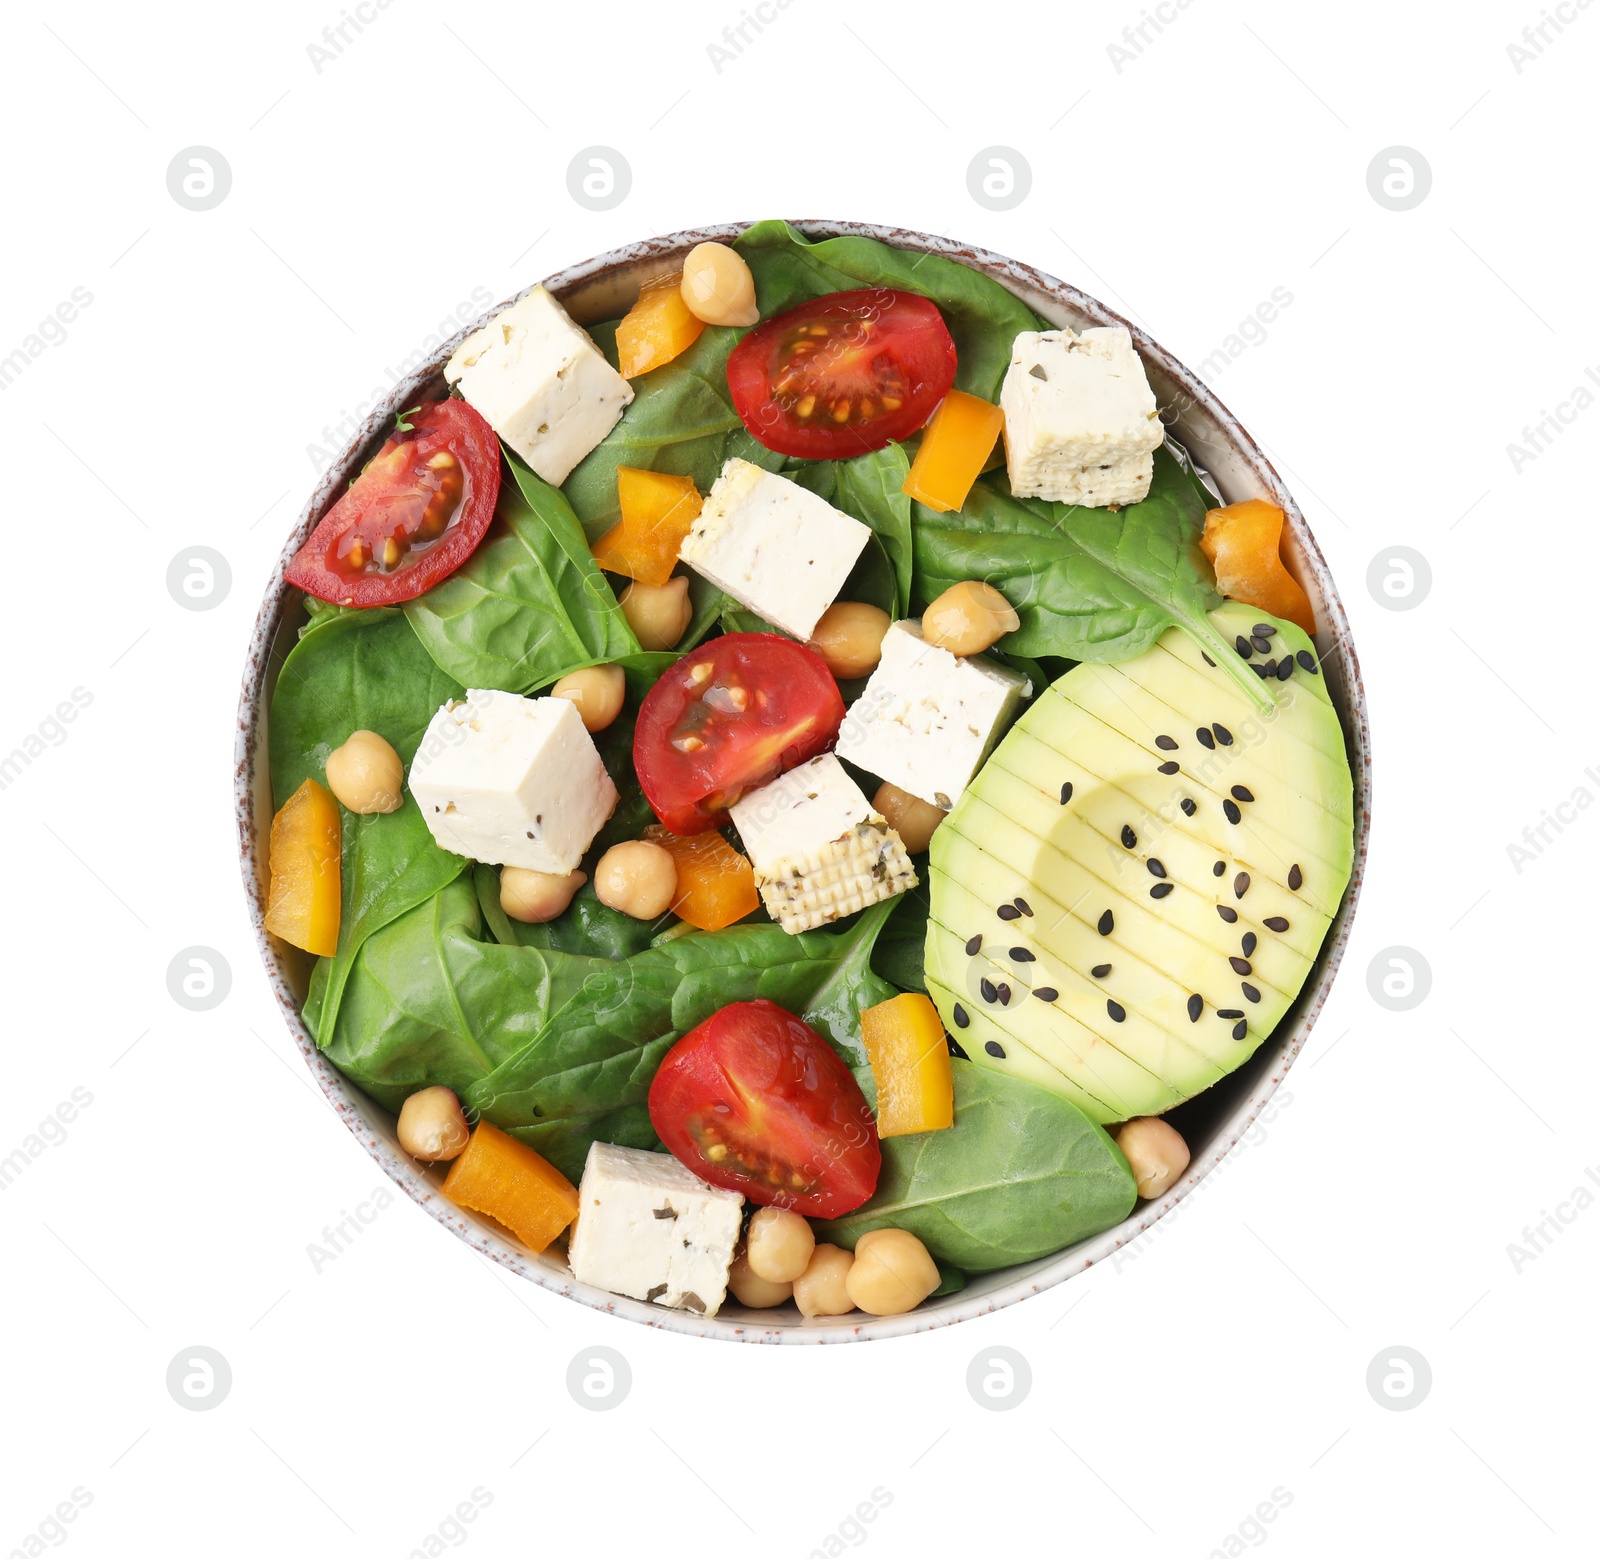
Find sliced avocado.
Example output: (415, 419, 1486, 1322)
(926, 602, 1354, 1124)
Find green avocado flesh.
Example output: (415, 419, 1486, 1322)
(925, 602, 1354, 1125)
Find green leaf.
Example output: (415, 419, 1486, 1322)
(473, 863, 664, 960)
(911, 445, 1274, 712)
(873, 887, 930, 994)
(816, 1060, 1137, 1271)
(403, 456, 639, 693)
(834, 444, 915, 619)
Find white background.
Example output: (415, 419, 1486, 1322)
(3, 0, 1595, 1553)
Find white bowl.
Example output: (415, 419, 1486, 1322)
(235, 221, 1371, 1343)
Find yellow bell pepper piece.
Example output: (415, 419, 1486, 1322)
(591, 467, 703, 587)
(1200, 499, 1317, 637)
(860, 993, 954, 1137)
(264, 777, 341, 957)
(902, 391, 1005, 513)
(616, 271, 706, 379)
(442, 1122, 579, 1253)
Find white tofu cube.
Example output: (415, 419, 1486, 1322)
(678, 458, 871, 640)
(408, 689, 617, 872)
(835, 621, 1029, 809)
(1000, 326, 1163, 507)
(730, 753, 877, 874)
(444, 287, 633, 486)
(567, 1142, 743, 1316)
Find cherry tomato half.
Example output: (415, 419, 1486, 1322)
(648, 999, 881, 1217)
(727, 288, 958, 459)
(285, 399, 502, 606)
(634, 633, 845, 836)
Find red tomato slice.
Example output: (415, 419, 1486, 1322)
(648, 999, 881, 1217)
(727, 288, 958, 459)
(285, 399, 502, 606)
(634, 633, 845, 835)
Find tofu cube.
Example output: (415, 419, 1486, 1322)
(567, 1142, 743, 1316)
(678, 458, 871, 640)
(730, 754, 916, 934)
(1000, 326, 1163, 507)
(444, 287, 633, 486)
(408, 689, 617, 872)
(835, 621, 1029, 810)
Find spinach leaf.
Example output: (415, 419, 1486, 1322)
(833, 444, 915, 619)
(473, 864, 663, 960)
(268, 609, 472, 1042)
(403, 456, 638, 693)
(873, 888, 930, 994)
(911, 445, 1273, 711)
(816, 1060, 1136, 1271)
(734, 220, 1047, 402)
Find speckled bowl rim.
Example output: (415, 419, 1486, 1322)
(235, 220, 1370, 1344)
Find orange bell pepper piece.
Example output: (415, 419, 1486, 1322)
(860, 993, 954, 1138)
(442, 1122, 579, 1253)
(616, 272, 706, 379)
(591, 467, 704, 587)
(643, 824, 759, 931)
(1200, 499, 1316, 637)
(903, 391, 1005, 513)
(264, 777, 341, 957)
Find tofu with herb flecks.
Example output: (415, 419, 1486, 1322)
(1000, 326, 1164, 507)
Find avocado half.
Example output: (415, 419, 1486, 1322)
(925, 602, 1354, 1125)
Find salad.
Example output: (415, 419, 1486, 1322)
(262, 221, 1355, 1324)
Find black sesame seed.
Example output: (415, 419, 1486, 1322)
(1232, 1019, 1248, 1041)
(980, 977, 997, 1003)
(953, 1003, 969, 1028)
(1234, 872, 1251, 899)
(1216, 905, 1238, 924)
(1147, 858, 1166, 879)
(1181, 798, 1197, 816)
(984, 1039, 1005, 1058)
(1097, 910, 1114, 936)
(1254, 663, 1274, 679)
(1253, 623, 1274, 639)
(1288, 864, 1303, 891)
(1241, 932, 1258, 956)
(1242, 983, 1261, 1003)
(1229, 956, 1252, 975)
(1187, 993, 1203, 1022)
(1060, 781, 1074, 804)
(1202, 652, 1216, 667)
(1213, 860, 1226, 877)
(948, 1035, 969, 1059)
(1213, 724, 1234, 746)
(1264, 916, 1290, 932)
(1297, 650, 1318, 675)
(1197, 727, 1216, 750)
(1010, 947, 1036, 962)
(1276, 657, 1293, 681)
(1121, 824, 1137, 849)
(1033, 986, 1059, 1002)
(1014, 897, 1033, 917)
(998, 904, 1021, 921)
(1106, 999, 1126, 1022)
(1091, 963, 1111, 978)
(1155, 734, 1178, 751)
(997, 983, 1011, 1005)
(1231, 785, 1254, 803)
(1235, 635, 1253, 658)
(1157, 760, 1180, 775)
(1223, 799, 1242, 824)
(1251, 634, 1272, 654)
(1217, 1008, 1244, 1019)
(965, 934, 982, 955)
(1150, 882, 1175, 899)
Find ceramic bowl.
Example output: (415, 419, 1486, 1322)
(235, 220, 1370, 1343)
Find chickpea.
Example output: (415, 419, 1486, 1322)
(397, 1086, 471, 1162)
(324, 729, 404, 814)
(745, 1206, 815, 1283)
(594, 840, 678, 920)
(679, 242, 760, 328)
(1114, 1116, 1190, 1200)
(792, 1243, 856, 1318)
(808, 602, 891, 679)
(620, 577, 692, 651)
(500, 866, 586, 924)
(920, 581, 1020, 656)
(727, 1247, 792, 1309)
(874, 782, 945, 854)
(844, 1228, 940, 1316)
(551, 665, 626, 732)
